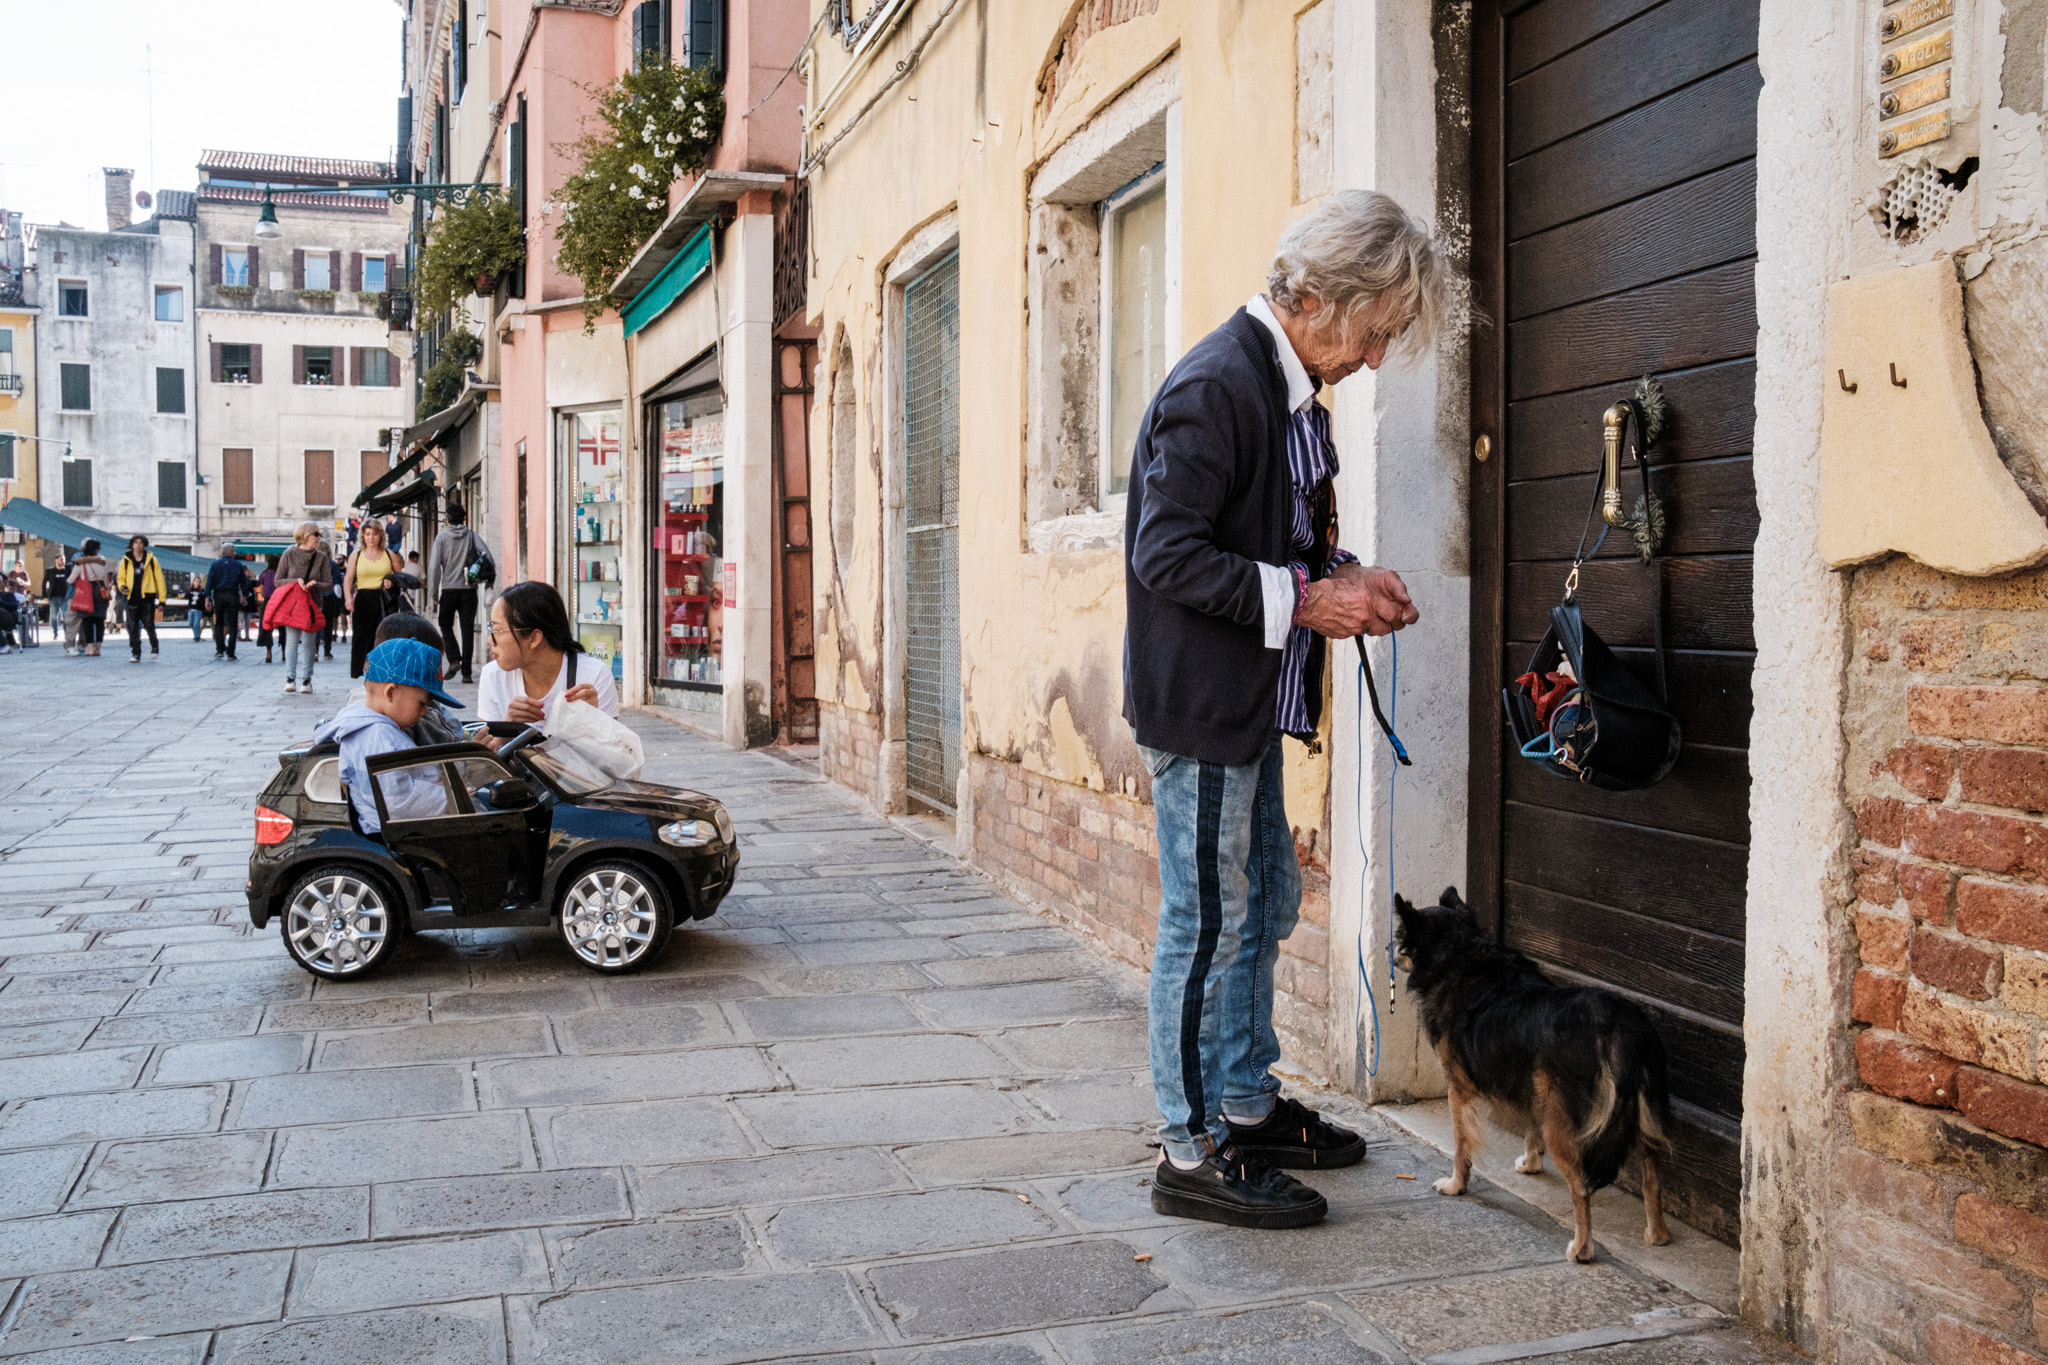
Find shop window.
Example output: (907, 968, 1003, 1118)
(565, 410, 625, 681)
(653, 389, 725, 689)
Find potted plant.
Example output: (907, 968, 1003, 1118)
(414, 193, 527, 325)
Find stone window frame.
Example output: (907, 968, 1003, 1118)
(57, 279, 89, 318)
(1024, 53, 1182, 555)
(878, 209, 962, 819)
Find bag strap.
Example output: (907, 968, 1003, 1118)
(1564, 398, 1668, 700)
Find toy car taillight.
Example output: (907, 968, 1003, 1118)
(255, 807, 295, 845)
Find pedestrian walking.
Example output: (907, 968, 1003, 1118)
(426, 502, 492, 684)
(344, 519, 399, 679)
(40, 554, 69, 646)
(1123, 190, 1440, 1229)
(273, 522, 334, 695)
(257, 556, 280, 663)
(65, 540, 110, 657)
(204, 547, 248, 660)
(186, 575, 205, 641)
(116, 535, 167, 662)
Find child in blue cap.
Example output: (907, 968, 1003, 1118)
(313, 637, 467, 834)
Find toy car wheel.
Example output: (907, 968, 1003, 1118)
(558, 861, 672, 973)
(280, 866, 400, 979)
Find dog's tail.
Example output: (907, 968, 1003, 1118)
(1577, 1008, 1672, 1191)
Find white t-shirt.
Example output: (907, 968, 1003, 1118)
(477, 652, 619, 724)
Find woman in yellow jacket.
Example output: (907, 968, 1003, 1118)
(116, 535, 168, 662)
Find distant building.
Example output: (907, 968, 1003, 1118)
(0, 205, 38, 576)
(30, 169, 200, 556)
(192, 150, 413, 559)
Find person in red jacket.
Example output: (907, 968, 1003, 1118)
(272, 522, 334, 695)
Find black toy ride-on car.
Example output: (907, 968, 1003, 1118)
(245, 723, 739, 979)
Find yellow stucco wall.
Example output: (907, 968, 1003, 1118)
(806, 0, 1330, 840)
(0, 307, 38, 526)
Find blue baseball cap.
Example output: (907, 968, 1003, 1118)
(364, 638, 465, 709)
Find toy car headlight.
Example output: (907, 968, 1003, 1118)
(712, 806, 733, 843)
(660, 819, 715, 848)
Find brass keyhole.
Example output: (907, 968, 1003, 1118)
(1473, 434, 1492, 463)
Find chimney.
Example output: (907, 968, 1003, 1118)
(103, 168, 134, 230)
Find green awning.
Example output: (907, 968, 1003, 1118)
(353, 447, 430, 508)
(0, 498, 212, 574)
(222, 538, 295, 556)
(622, 224, 713, 339)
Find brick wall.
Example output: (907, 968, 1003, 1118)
(819, 700, 885, 809)
(1838, 558, 2048, 1365)
(967, 752, 1336, 1075)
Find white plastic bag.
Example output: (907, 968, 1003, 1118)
(544, 699, 645, 783)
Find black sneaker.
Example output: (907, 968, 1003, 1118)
(1149, 1143, 1328, 1229)
(1225, 1096, 1369, 1169)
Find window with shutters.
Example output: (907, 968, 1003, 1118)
(221, 344, 253, 384)
(454, 4, 468, 98)
(156, 367, 186, 415)
(635, 0, 670, 68)
(222, 449, 255, 507)
(62, 459, 92, 507)
(363, 256, 388, 292)
(359, 348, 392, 387)
(154, 286, 184, 322)
(684, 0, 724, 71)
(304, 450, 335, 508)
(59, 363, 90, 411)
(157, 461, 187, 509)
(304, 253, 333, 291)
(361, 450, 389, 491)
(0, 433, 14, 481)
(223, 248, 249, 287)
(303, 347, 335, 386)
(59, 282, 88, 317)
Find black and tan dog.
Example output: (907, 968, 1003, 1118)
(1394, 887, 1672, 1262)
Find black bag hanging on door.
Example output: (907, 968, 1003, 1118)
(1502, 399, 1682, 791)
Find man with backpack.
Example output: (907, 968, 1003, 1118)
(425, 501, 494, 684)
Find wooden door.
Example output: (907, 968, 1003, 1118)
(773, 338, 819, 743)
(1468, 0, 1761, 1244)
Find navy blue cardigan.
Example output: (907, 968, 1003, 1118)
(1122, 308, 1329, 766)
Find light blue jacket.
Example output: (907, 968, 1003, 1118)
(313, 704, 447, 833)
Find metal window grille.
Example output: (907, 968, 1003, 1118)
(902, 252, 961, 813)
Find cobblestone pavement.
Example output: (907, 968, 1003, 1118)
(0, 637, 1776, 1363)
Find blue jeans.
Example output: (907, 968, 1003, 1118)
(1142, 731, 1302, 1162)
(284, 627, 319, 684)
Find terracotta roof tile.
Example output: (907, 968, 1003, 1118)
(197, 150, 392, 183)
(195, 185, 391, 216)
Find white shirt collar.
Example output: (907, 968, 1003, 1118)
(1246, 293, 1318, 414)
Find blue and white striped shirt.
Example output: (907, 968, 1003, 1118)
(1244, 294, 1356, 740)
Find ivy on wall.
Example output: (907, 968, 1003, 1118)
(555, 56, 726, 332)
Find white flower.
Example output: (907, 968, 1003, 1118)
(673, 95, 687, 110)
(628, 185, 644, 199)
(629, 162, 648, 179)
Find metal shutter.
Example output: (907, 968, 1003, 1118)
(902, 251, 961, 813)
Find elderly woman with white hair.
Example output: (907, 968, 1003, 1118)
(1124, 189, 1450, 1230)
(274, 521, 336, 694)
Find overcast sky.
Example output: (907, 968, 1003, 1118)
(2, 0, 405, 228)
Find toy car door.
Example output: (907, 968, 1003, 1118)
(364, 749, 540, 915)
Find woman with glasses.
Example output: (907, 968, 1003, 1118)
(476, 581, 617, 732)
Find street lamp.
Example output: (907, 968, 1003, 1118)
(253, 186, 282, 240)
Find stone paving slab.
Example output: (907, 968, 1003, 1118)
(0, 647, 1777, 1363)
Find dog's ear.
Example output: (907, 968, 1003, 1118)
(1394, 894, 1416, 921)
(1439, 886, 1465, 910)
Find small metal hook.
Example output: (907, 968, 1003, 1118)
(1838, 369, 1858, 394)
(1890, 363, 1908, 389)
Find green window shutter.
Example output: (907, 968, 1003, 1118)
(60, 363, 91, 410)
(158, 461, 188, 509)
(0, 433, 15, 480)
(63, 459, 93, 507)
(687, 0, 722, 72)
(156, 367, 186, 414)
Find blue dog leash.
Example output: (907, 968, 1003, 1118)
(1354, 632, 1407, 1077)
